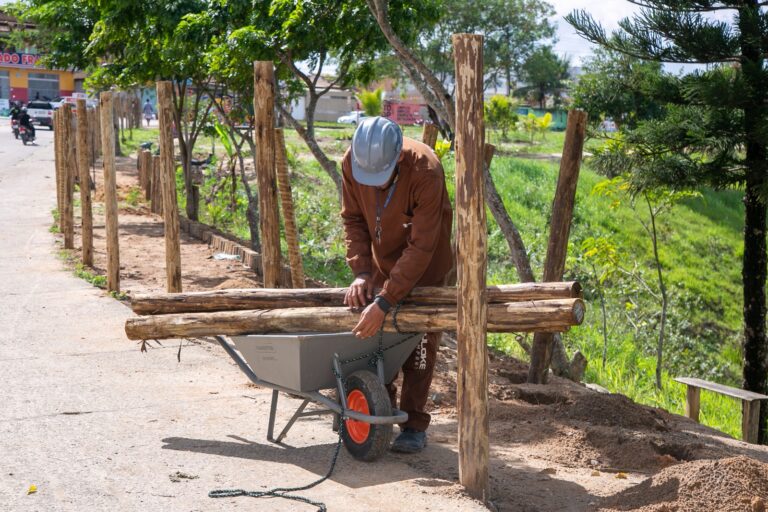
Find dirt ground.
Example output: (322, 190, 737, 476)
(64, 152, 768, 511)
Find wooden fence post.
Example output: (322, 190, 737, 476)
(253, 61, 282, 288)
(76, 99, 94, 267)
(422, 123, 439, 149)
(151, 155, 163, 215)
(53, 110, 63, 223)
(275, 128, 305, 288)
(140, 150, 152, 199)
(452, 33, 489, 502)
(157, 81, 182, 293)
(527, 110, 588, 384)
(61, 104, 75, 250)
(99, 92, 120, 292)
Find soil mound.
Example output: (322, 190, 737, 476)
(598, 456, 768, 512)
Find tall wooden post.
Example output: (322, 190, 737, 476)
(253, 61, 282, 288)
(61, 104, 75, 250)
(421, 123, 439, 149)
(452, 33, 489, 501)
(156, 81, 182, 293)
(275, 128, 305, 288)
(527, 110, 588, 384)
(150, 155, 163, 215)
(76, 99, 93, 266)
(99, 92, 120, 292)
(53, 110, 63, 222)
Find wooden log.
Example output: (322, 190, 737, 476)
(99, 92, 120, 292)
(157, 81, 182, 293)
(61, 104, 75, 250)
(453, 33, 489, 502)
(150, 154, 163, 215)
(125, 298, 585, 341)
(76, 99, 94, 267)
(253, 61, 282, 288)
(528, 110, 588, 384)
(422, 123, 439, 149)
(275, 128, 305, 288)
(131, 281, 581, 315)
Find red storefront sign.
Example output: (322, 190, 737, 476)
(0, 52, 41, 68)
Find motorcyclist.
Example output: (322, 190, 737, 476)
(9, 102, 21, 122)
(19, 107, 35, 139)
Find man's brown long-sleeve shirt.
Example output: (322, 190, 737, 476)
(341, 137, 453, 305)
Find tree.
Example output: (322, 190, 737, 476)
(358, 88, 384, 116)
(568, 1, 768, 443)
(484, 94, 518, 141)
(572, 47, 665, 130)
(592, 174, 699, 389)
(24, 0, 214, 222)
(417, 0, 555, 96)
(519, 46, 570, 109)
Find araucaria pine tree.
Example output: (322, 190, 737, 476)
(568, 1, 768, 443)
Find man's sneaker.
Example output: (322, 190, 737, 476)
(391, 428, 427, 453)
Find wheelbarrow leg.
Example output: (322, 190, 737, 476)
(273, 399, 310, 444)
(267, 389, 279, 442)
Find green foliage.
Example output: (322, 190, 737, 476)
(418, 0, 556, 92)
(49, 208, 60, 234)
(572, 47, 665, 130)
(357, 88, 384, 117)
(484, 95, 519, 140)
(519, 112, 553, 143)
(124, 187, 143, 207)
(519, 46, 570, 108)
(433, 139, 452, 162)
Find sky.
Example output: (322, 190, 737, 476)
(550, 0, 640, 65)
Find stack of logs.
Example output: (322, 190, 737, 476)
(124, 281, 584, 340)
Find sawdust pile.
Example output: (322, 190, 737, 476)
(598, 456, 768, 512)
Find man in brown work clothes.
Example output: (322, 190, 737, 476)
(341, 116, 452, 453)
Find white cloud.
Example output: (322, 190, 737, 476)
(549, 0, 640, 64)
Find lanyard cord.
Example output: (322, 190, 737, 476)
(375, 170, 399, 244)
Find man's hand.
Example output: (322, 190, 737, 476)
(353, 302, 386, 339)
(344, 273, 374, 309)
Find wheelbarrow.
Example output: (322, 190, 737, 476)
(214, 331, 423, 462)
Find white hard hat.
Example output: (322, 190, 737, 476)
(351, 116, 403, 186)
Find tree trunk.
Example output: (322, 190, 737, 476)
(647, 195, 667, 390)
(278, 102, 342, 199)
(739, 1, 768, 443)
(743, 179, 767, 443)
(125, 298, 586, 341)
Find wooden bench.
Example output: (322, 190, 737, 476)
(675, 377, 768, 444)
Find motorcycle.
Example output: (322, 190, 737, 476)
(19, 125, 35, 146)
(11, 119, 19, 139)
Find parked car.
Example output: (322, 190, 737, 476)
(26, 101, 55, 129)
(337, 110, 366, 124)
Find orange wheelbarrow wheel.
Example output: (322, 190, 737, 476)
(341, 370, 393, 461)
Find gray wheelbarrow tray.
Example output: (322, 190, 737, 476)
(214, 332, 423, 444)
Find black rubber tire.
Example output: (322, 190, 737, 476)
(341, 370, 392, 462)
(21, 134, 27, 146)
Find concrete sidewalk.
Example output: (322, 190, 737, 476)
(0, 129, 483, 510)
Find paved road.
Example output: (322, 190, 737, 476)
(0, 127, 483, 510)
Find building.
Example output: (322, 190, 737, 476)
(0, 12, 80, 107)
(289, 75, 358, 123)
